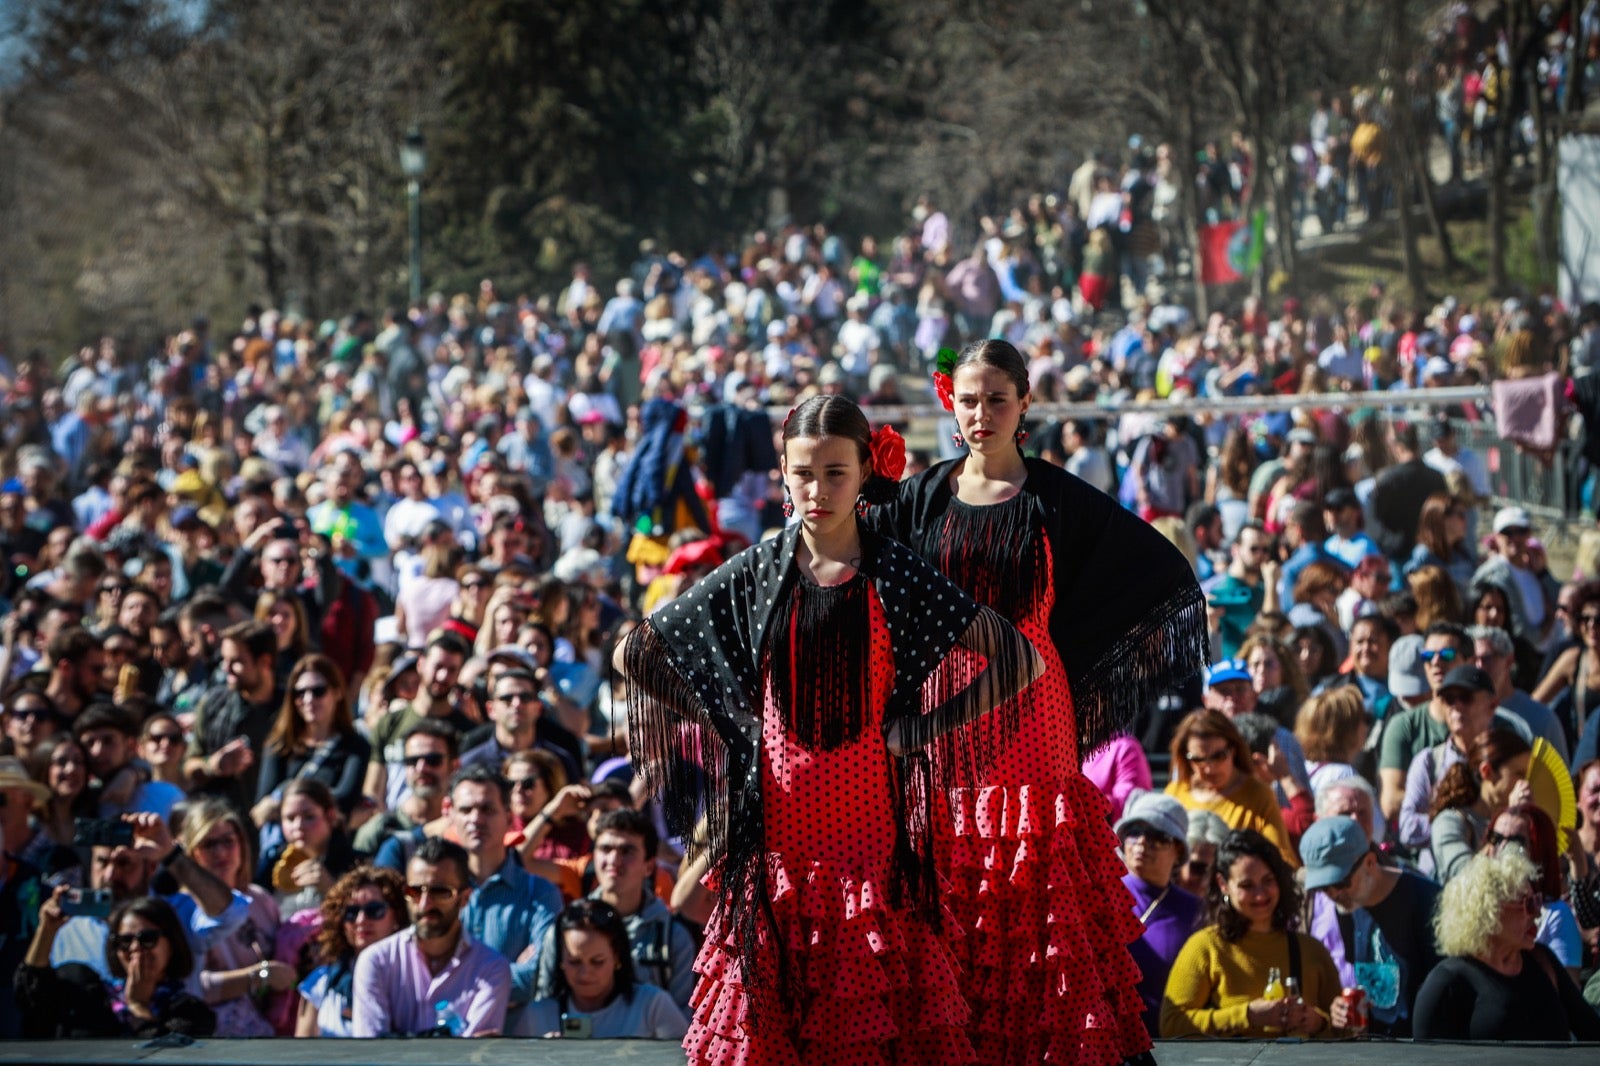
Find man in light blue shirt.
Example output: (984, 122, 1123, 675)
(49, 813, 248, 997)
(447, 765, 562, 1023)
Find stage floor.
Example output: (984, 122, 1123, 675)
(2, 1040, 1598, 1065)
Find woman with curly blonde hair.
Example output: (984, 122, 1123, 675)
(296, 866, 409, 1037)
(1414, 849, 1600, 1039)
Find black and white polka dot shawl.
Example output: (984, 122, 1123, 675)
(621, 521, 1006, 971)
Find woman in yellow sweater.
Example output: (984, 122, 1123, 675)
(1164, 709, 1296, 866)
(1160, 828, 1341, 1038)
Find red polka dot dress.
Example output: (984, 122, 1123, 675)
(930, 493, 1150, 1066)
(685, 574, 975, 1066)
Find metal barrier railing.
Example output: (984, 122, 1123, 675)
(769, 385, 1494, 425)
(1452, 418, 1585, 541)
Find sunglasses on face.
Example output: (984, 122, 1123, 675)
(1124, 827, 1176, 848)
(403, 883, 461, 902)
(1487, 830, 1530, 851)
(343, 900, 391, 922)
(510, 776, 543, 792)
(144, 730, 184, 745)
(405, 752, 445, 769)
(461, 580, 487, 591)
(294, 684, 330, 701)
(1185, 749, 1231, 765)
(1580, 614, 1600, 628)
(496, 691, 537, 705)
(1419, 648, 1458, 663)
(1182, 859, 1212, 878)
(99, 584, 127, 595)
(110, 929, 164, 953)
(1505, 891, 1544, 916)
(8, 707, 50, 723)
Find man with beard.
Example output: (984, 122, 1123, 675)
(170, 594, 233, 718)
(533, 806, 697, 1012)
(41, 627, 106, 721)
(76, 703, 184, 819)
(366, 631, 474, 812)
(47, 812, 248, 998)
(351, 837, 511, 1037)
(460, 668, 577, 783)
(447, 765, 561, 1024)
(359, 722, 459, 869)
(183, 620, 280, 809)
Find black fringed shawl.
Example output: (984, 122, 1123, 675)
(878, 456, 1209, 757)
(621, 523, 992, 985)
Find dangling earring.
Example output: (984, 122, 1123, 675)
(856, 494, 869, 517)
(951, 433, 966, 448)
(1015, 427, 1029, 445)
(782, 495, 794, 518)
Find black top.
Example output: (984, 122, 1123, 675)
(1412, 946, 1600, 1041)
(15, 963, 216, 1039)
(1357, 869, 1444, 1036)
(255, 731, 372, 813)
(1368, 459, 1448, 562)
(876, 456, 1207, 756)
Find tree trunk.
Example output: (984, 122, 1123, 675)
(1489, 0, 1526, 294)
(1567, 0, 1586, 116)
(1178, 89, 1208, 319)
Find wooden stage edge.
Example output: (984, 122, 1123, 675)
(1, 1039, 1598, 1065)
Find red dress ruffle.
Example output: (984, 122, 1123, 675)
(686, 855, 973, 1066)
(933, 505, 1152, 1065)
(685, 582, 974, 1066)
(946, 777, 1149, 1065)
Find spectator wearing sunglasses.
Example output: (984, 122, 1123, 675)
(1414, 849, 1600, 1040)
(355, 722, 457, 869)
(1301, 815, 1442, 1036)
(1175, 809, 1228, 900)
(1483, 803, 1584, 983)
(351, 837, 511, 1037)
(1115, 791, 1202, 1037)
(1380, 624, 1470, 819)
(1427, 727, 1530, 885)
(1164, 710, 1296, 867)
(446, 765, 562, 1025)
(18, 892, 216, 1038)
(297, 866, 409, 1037)
(253, 655, 371, 824)
(2, 686, 61, 765)
(1401, 666, 1534, 875)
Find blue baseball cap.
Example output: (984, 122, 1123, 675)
(1205, 658, 1251, 687)
(1300, 815, 1370, 890)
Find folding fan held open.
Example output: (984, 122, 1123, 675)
(1526, 737, 1577, 853)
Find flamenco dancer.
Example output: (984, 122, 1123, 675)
(616, 394, 1042, 1065)
(876, 339, 1207, 1065)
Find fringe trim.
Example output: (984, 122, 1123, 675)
(936, 493, 1046, 630)
(1072, 580, 1209, 757)
(622, 621, 726, 849)
(769, 577, 870, 751)
(892, 604, 1036, 924)
(622, 620, 780, 998)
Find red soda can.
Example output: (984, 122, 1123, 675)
(1339, 986, 1368, 1032)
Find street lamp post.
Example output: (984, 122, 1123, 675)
(400, 127, 426, 307)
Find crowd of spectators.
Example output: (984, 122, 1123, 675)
(5, 96, 1600, 1042)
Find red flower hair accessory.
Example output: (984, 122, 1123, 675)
(931, 347, 959, 412)
(868, 425, 906, 481)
